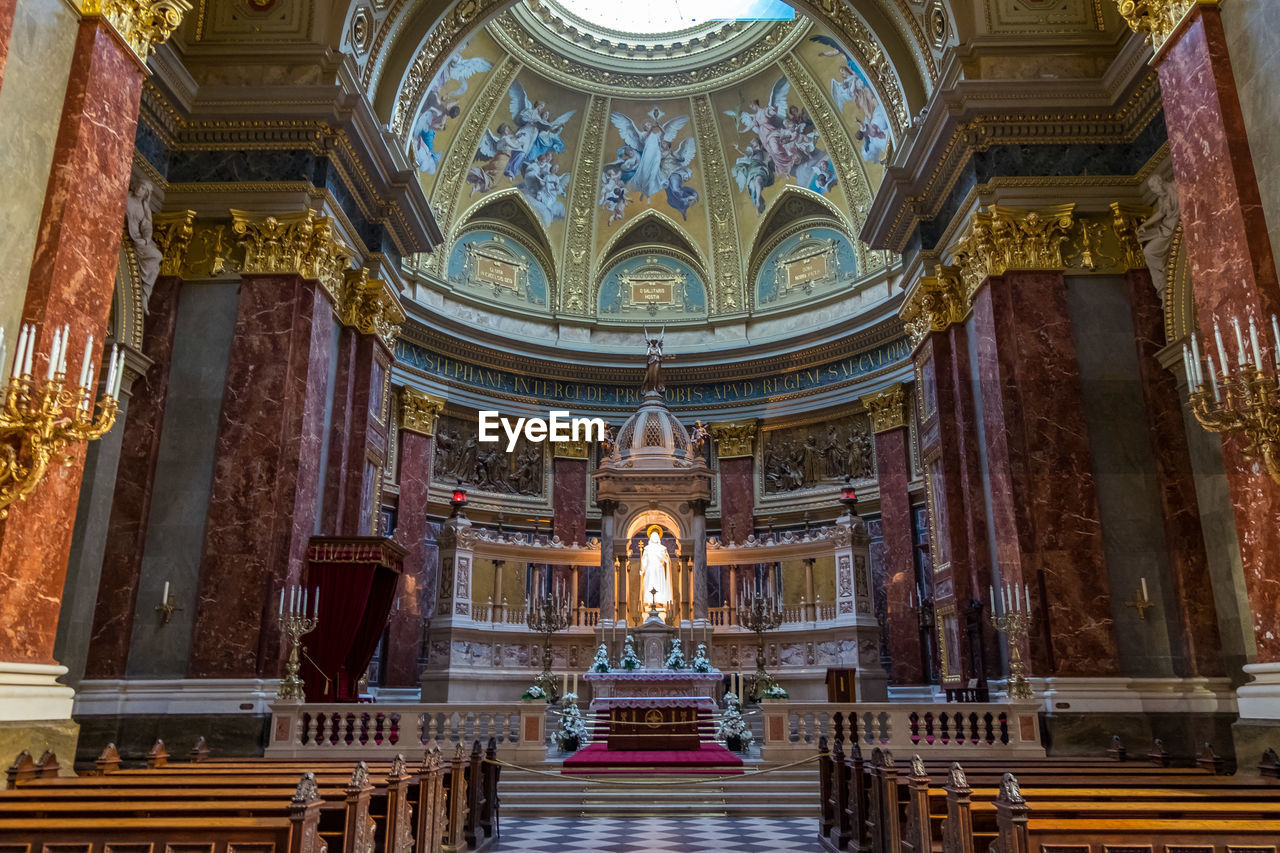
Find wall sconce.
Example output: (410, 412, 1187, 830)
(154, 580, 183, 625)
(1124, 576, 1155, 620)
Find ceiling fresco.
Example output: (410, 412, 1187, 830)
(408, 2, 899, 323)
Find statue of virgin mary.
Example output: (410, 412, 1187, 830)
(639, 529, 673, 607)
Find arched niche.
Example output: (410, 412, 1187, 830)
(596, 249, 708, 322)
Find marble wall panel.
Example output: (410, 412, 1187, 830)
(875, 426, 924, 684)
(385, 432, 433, 687)
(718, 456, 754, 544)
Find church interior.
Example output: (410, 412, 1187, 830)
(1, 0, 1279, 848)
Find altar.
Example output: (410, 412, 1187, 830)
(583, 669, 722, 709)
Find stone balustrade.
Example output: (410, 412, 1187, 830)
(758, 700, 1046, 761)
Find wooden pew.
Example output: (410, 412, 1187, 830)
(0, 771, 327, 853)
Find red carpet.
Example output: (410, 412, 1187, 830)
(562, 742, 744, 775)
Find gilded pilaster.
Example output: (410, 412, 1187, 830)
(340, 268, 407, 350)
(861, 384, 908, 433)
(399, 388, 445, 437)
(230, 209, 354, 304)
(899, 264, 964, 348)
(1117, 0, 1215, 52)
(562, 94, 609, 315)
(75, 0, 191, 63)
(950, 204, 1076, 299)
(692, 94, 742, 314)
(709, 420, 757, 459)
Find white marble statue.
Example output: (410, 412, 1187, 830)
(1136, 173, 1181, 302)
(126, 180, 164, 313)
(639, 530, 673, 608)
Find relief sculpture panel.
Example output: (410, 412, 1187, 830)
(433, 413, 546, 496)
(760, 413, 873, 494)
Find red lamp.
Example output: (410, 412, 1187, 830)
(839, 477, 859, 516)
(450, 480, 468, 517)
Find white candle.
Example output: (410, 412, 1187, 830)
(82, 356, 96, 410)
(1271, 315, 1280, 371)
(313, 586, 319, 617)
(1024, 584, 1030, 610)
(162, 581, 169, 603)
(79, 335, 93, 387)
(11, 326, 26, 379)
(1214, 319, 1228, 372)
(1140, 577, 1148, 601)
(1014, 582, 1021, 611)
(301, 587, 307, 615)
(1207, 355, 1220, 401)
(103, 346, 116, 396)
(45, 327, 59, 380)
(1190, 332, 1204, 387)
(111, 348, 123, 397)
(57, 326, 68, 376)
(989, 584, 996, 612)
(1232, 316, 1247, 366)
(1250, 315, 1264, 371)
(290, 586, 297, 614)
(1183, 344, 1193, 387)
(279, 588, 285, 616)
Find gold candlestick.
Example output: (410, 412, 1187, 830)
(989, 608, 1033, 701)
(277, 585, 319, 701)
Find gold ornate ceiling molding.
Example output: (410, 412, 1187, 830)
(560, 94, 609, 316)
(710, 421, 758, 459)
(341, 268, 408, 349)
(1117, 0, 1216, 54)
(399, 386, 445, 436)
(861, 383, 908, 433)
(692, 94, 745, 316)
(950, 204, 1077, 296)
(76, 0, 191, 64)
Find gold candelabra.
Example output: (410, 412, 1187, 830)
(1183, 313, 1280, 483)
(0, 324, 123, 518)
(527, 580, 570, 699)
(988, 581, 1033, 701)
(276, 584, 319, 701)
(738, 594, 784, 698)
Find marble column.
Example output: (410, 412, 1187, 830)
(187, 212, 351, 678)
(862, 383, 925, 685)
(598, 499, 617, 623)
(691, 499, 708, 622)
(0, 0, 15, 88)
(710, 421, 757, 544)
(1126, 0, 1280, 711)
(385, 387, 442, 689)
(553, 440, 588, 615)
(971, 270, 1120, 678)
(1126, 268, 1224, 677)
(0, 7, 182, 735)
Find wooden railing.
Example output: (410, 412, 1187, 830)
(758, 701, 1046, 761)
(265, 701, 550, 762)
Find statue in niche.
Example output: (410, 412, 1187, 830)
(1135, 174, 1180, 305)
(639, 529, 673, 607)
(126, 180, 164, 312)
(642, 327, 666, 394)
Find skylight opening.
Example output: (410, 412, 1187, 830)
(550, 0, 794, 36)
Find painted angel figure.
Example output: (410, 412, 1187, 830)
(410, 48, 491, 174)
(467, 123, 520, 195)
(520, 153, 571, 226)
(502, 81, 576, 180)
(812, 35, 892, 164)
(608, 108, 696, 201)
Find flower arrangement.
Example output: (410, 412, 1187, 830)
(664, 638, 686, 670)
(521, 684, 547, 701)
(717, 692, 753, 751)
(691, 643, 712, 673)
(557, 692, 591, 752)
(762, 684, 790, 700)
(591, 643, 611, 673)
(620, 635, 641, 671)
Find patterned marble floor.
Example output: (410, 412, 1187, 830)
(490, 817, 824, 852)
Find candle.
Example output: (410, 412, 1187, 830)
(1190, 332, 1203, 387)
(1271, 315, 1280, 371)
(45, 327, 58, 380)
(301, 587, 307, 616)
(162, 581, 169, 603)
(989, 584, 996, 612)
(1214, 319, 1228, 372)
(1140, 576, 1148, 601)
(1207, 355, 1220, 401)
(313, 586, 319, 617)
(572, 673, 578, 695)
(79, 335, 93, 387)
(279, 588, 285, 616)
(111, 348, 123, 397)
(1013, 582, 1021, 611)
(11, 326, 25, 379)
(1250, 315, 1264, 371)
(1024, 584, 1030, 610)
(1231, 315, 1247, 366)
(1182, 344, 1193, 387)
(103, 346, 116, 396)
(290, 586, 297, 614)
(58, 326, 68, 376)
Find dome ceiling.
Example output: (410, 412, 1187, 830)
(406, 0, 899, 326)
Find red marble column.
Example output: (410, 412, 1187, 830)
(710, 421, 757, 544)
(385, 388, 441, 688)
(187, 273, 335, 678)
(971, 271, 1120, 678)
(322, 328, 392, 537)
(552, 451, 588, 546)
(0, 0, 15, 90)
(0, 17, 146, 667)
(1126, 268, 1224, 677)
(864, 385, 924, 685)
(1153, 3, 1280, 662)
(83, 275, 182, 678)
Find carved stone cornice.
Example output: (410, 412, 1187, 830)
(77, 0, 191, 64)
(399, 387, 444, 437)
(341, 268, 406, 350)
(898, 265, 965, 349)
(861, 384, 908, 434)
(950, 204, 1076, 298)
(152, 209, 196, 277)
(709, 421, 758, 460)
(1117, 0, 1215, 54)
(230, 209, 354, 304)
(553, 440, 591, 459)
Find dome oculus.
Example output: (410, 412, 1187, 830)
(545, 0, 794, 37)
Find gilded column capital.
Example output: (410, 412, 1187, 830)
(553, 440, 591, 459)
(399, 387, 444, 437)
(230, 210, 354, 304)
(76, 0, 191, 63)
(951, 204, 1076, 298)
(340, 268, 407, 350)
(1117, 0, 1216, 53)
(899, 264, 965, 348)
(1109, 203, 1150, 271)
(861, 384, 908, 433)
(153, 210, 196, 278)
(709, 420, 758, 459)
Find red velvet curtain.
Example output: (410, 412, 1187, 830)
(342, 565, 400, 700)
